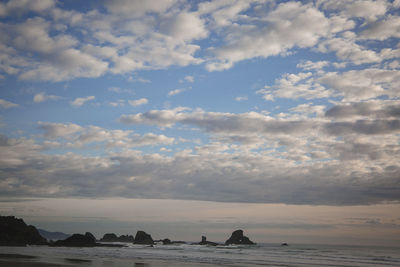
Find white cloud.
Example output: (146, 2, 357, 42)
(235, 96, 248, 102)
(318, 37, 381, 65)
(257, 72, 333, 101)
(104, 0, 177, 16)
(359, 15, 400, 41)
(33, 92, 61, 103)
(206, 2, 332, 71)
(107, 87, 134, 94)
(319, 0, 388, 21)
(109, 100, 125, 107)
(296, 60, 330, 70)
(128, 98, 148, 107)
(0, 0, 55, 17)
(38, 122, 82, 138)
(290, 103, 326, 117)
(259, 67, 400, 102)
(184, 75, 194, 83)
(36, 122, 174, 149)
(0, 99, 18, 108)
(168, 88, 187, 96)
(318, 68, 400, 101)
(70, 96, 95, 107)
(161, 12, 208, 42)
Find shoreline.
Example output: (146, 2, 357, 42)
(0, 253, 223, 267)
(0, 260, 72, 267)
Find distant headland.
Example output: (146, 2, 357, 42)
(0, 215, 256, 247)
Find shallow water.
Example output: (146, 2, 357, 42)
(1, 243, 399, 266)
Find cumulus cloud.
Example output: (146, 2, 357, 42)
(128, 98, 148, 107)
(206, 2, 332, 70)
(1, 0, 400, 207)
(325, 101, 400, 119)
(0, 99, 18, 108)
(37, 122, 175, 149)
(297, 60, 330, 70)
(259, 68, 400, 102)
(0, 0, 396, 80)
(318, 37, 381, 65)
(104, 0, 177, 16)
(359, 15, 400, 40)
(318, 69, 400, 101)
(318, 0, 388, 21)
(70, 96, 95, 107)
(0, 0, 55, 17)
(38, 122, 82, 138)
(120, 107, 320, 136)
(0, 131, 399, 205)
(257, 72, 333, 101)
(33, 92, 61, 103)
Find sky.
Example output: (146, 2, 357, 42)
(0, 0, 400, 246)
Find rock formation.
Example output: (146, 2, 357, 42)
(100, 233, 118, 242)
(52, 232, 97, 247)
(52, 232, 124, 247)
(100, 233, 134, 242)
(0, 216, 48, 246)
(118, 234, 135, 242)
(225, 230, 255, 245)
(197, 235, 218, 246)
(134, 231, 154, 245)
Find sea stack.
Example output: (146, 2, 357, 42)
(134, 230, 154, 245)
(53, 232, 97, 247)
(0, 215, 48, 246)
(198, 235, 218, 246)
(100, 233, 134, 242)
(225, 229, 255, 245)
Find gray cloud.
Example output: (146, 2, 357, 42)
(325, 120, 400, 135)
(120, 108, 316, 135)
(325, 101, 400, 118)
(0, 134, 399, 205)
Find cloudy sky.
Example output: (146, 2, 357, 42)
(0, 0, 400, 245)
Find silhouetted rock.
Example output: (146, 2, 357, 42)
(225, 230, 255, 245)
(134, 231, 154, 245)
(156, 238, 186, 245)
(197, 235, 218, 246)
(161, 238, 172, 245)
(0, 216, 47, 246)
(38, 229, 70, 241)
(85, 232, 96, 241)
(100, 233, 134, 242)
(118, 234, 134, 242)
(281, 243, 289, 246)
(52, 232, 125, 247)
(100, 233, 118, 242)
(53, 232, 96, 247)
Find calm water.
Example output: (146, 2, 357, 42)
(1, 243, 399, 266)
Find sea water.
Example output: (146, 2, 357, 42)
(1, 243, 399, 266)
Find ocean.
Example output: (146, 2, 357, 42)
(1, 243, 399, 266)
